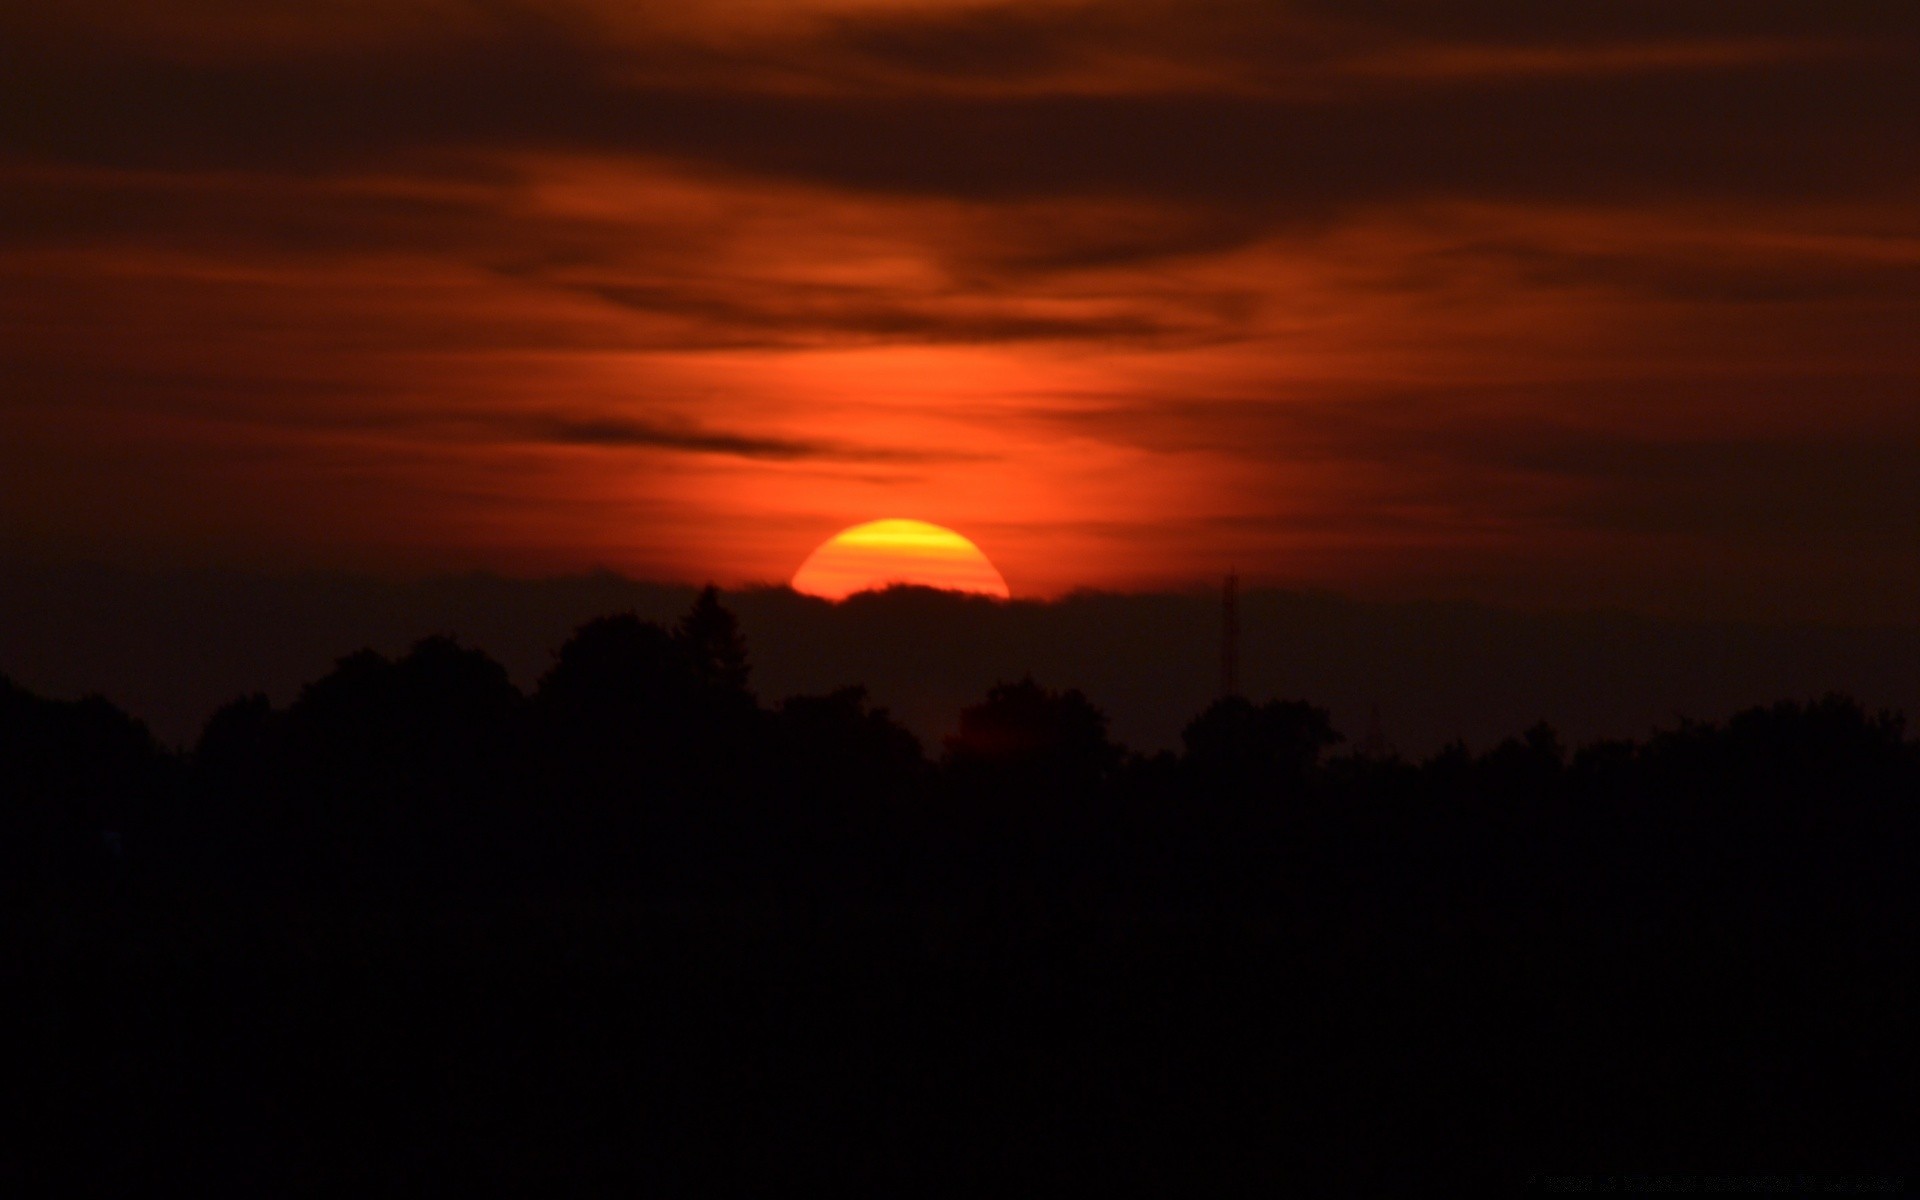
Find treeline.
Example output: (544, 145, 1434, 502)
(7, 589, 1917, 1187)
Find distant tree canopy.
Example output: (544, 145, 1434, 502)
(2, 588, 1917, 897)
(284, 637, 523, 779)
(1181, 695, 1342, 795)
(776, 685, 926, 799)
(9, 593, 1920, 1186)
(536, 613, 699, 720)
(678, 583, 751, 695)
(942, 676, 1121, 791)
(1, 674, 167, 886)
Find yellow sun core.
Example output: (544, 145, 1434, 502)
(790, 519, 1011, 601)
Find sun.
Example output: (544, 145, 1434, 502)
(791, 519, 1011, 601)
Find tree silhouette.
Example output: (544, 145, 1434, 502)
(678, 583, 751, 696)
(776, 685, 925, 799)
(1180, 695, 1342, 797)
(1, 675, 165, 890)
(943, 676, 1120, 792)
(6, 595, 1920, 1189)
(222, 637, 529, 887)
(536, 613, 696, 722)
(527, 597, 768, 886)
(1476, 720, 1565, 800)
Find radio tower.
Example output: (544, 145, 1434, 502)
(1221, 569, 1240, 698)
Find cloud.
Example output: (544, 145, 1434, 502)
(4, 1, 1915, 215)
(573, 281, 1198, 347)
(528, 414, 973, 463)
(3, 0, 1920, 619)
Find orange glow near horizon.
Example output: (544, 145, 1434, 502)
(790, 519, 1012, 601)
(5, 4, 1920, 622)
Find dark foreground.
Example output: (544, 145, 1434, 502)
(8, 593, 1915, 1188)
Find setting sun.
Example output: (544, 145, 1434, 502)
(790, 519, 1011, 601)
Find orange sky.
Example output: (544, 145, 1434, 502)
(4, 1, 1920, 621)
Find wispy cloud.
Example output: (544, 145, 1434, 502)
(528, 414, 978, 463)
(3, 0, 1919, 617)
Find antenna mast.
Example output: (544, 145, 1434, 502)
(1221, 569, 1240, 698)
